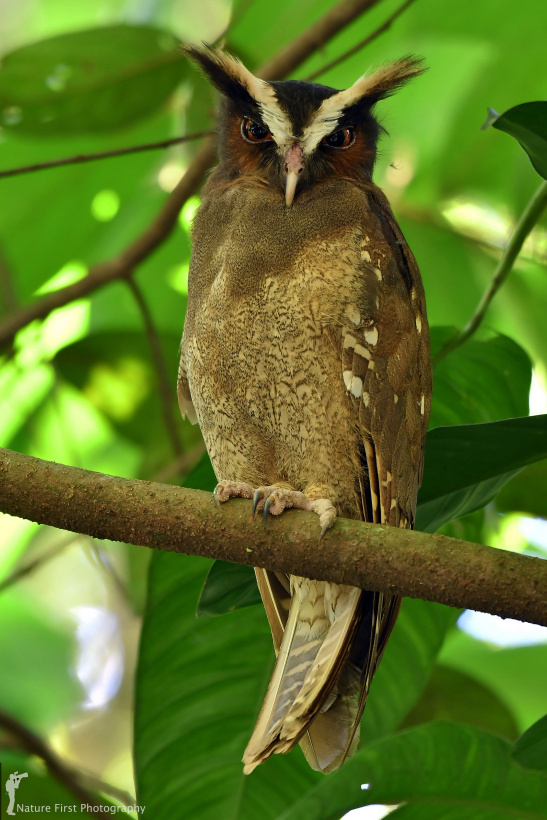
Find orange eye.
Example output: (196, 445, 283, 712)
(241, 118, 272, 143)
(321, 127, 355, 149)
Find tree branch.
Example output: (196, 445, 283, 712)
(0, 0, 385, 351)
(0, 131, 211, 180)
(0, 138, 216, 351)
(306, 0, 417, 81)
(256, 0, 384, 80)
(126, 276, 183, 460)
(0, 709, 105, 813)
(434, 179, 547, 364)
(1, 447, 546, 626)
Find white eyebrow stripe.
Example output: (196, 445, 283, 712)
(301, 60, 420, 153)
(209, 50, 294, 148)
(300, 79, 370, 153)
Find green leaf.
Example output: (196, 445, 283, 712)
(134, 555, 452, 818)
(0, 25, 187, 135)
(402, 665, 519, 740)
(489, 102, 547, 180)
(135, 458, 452, 816)
(439, 629, 547, 734)
(277, 722, 547, 820)
(496, 460, 547, 518)
(513, 715, 547, 772)
(361, 600, 454, 744)
(134, 553, 322, 820)
(197, 561, 261, 616)
(416, 415, 547, 532)
(430, 329, 532, 428)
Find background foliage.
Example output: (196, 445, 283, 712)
(0, 0, 546, 817)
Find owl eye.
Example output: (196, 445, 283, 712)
(241, 118, 273, 143)
(322, 127, 355, 149)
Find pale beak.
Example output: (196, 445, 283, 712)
(284, 144, 304, 207)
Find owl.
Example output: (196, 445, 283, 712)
(178, 46, 432, 775)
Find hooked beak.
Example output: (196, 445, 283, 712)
(284, 144, 304, 207)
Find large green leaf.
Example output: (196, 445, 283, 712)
(0, 25, 187, 135)
(416, 415, 547, 532)
(360, 599, 455, 744)
(134, 552, 321, 819)
(135, 456, 453, 816)
(277, 722, 547, 820)
(135, 553, 453, 818)
(513, 715, 547, 772)
(496, 460, 547, 518)
(430, 329, 532, 428)
(487, 101, 547, 180)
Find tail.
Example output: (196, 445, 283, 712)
(243, 576, 363, 774)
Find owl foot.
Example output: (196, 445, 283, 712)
(252, 486, 336, 542)
(213, 480, 255, 507)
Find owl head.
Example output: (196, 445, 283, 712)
(185, 45, 424, 206)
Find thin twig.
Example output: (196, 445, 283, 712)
(0, 131, 212, 180)
(126, 276, 183, 460)
(0, 243, 18, 313)
(434, 179, 547, 365)
(257, 0, 384, 80)
(0, 535, 78, 595)
(0, 0, 386, 351)
(0, 709, 106, 813)
(0, 138, 216, 351)
(306, 0, 417, 81)
(1, 446, 547, 627)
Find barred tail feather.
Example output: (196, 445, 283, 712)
(243, 578, 362, 774)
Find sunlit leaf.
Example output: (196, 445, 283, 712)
(0, 25, 187, 135)
(487, 101, 547, 180)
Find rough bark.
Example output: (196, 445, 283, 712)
(1, 447, 546, 626)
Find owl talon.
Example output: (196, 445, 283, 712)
(318, 508, 337, 543)
(213, 480, 255, 505)
(263, 495, 274, 525)
(252, 489, 266, 518)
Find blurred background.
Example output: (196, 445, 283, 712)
(0, 0, 546, 816)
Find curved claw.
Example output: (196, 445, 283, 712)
(252, 489, 266, 518)
(318, 510, 337, 544)
(213, 486, 220, 508)
(263, 494, 274, 525)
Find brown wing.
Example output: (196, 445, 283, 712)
(177, 349, 198, 425)
(332, 184, 432, 754)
